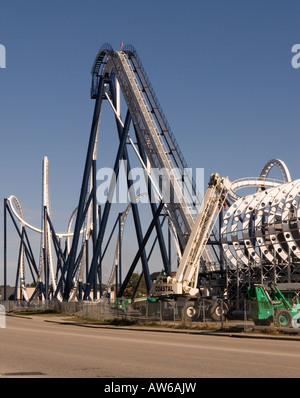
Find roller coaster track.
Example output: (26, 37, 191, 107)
(91, 44, 215, 267)
(6, 157, 91, 302)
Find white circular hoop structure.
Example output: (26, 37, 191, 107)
(222, 159, 299, 268)
(228, 159, 291, 203)
(259, 158, 291, 183)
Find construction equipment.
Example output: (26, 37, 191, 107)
(111, 297, 132, 311)
(248, 283, 300, 328)
(150, 173, 231, 321)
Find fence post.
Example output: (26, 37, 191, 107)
(244, 298, 247, 331)
(220, 299, 224, 329)
(173, 302, 176, 322)
(0, 304, 6, 328)
(160, 301, 162, 325)
(146, 300, 148, 321)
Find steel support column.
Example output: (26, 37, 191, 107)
(63, 77, 106, 300)
(134, 126, 171, 276)
(118, 201, 165, 296)
(83, 110, 132, 300)
(109, 79, 152, 293)
(3, 199, 7, 300)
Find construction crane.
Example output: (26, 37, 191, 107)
(150, 173, 231, 320)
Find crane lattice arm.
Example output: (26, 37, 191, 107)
(151, 173, 231, 297)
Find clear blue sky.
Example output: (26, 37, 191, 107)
(0, 0, 299, 284)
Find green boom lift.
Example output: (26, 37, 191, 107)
(248, 283, 300, 328)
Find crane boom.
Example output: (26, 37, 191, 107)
(150, 173, 231, 297)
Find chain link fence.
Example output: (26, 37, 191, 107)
(0, 298, 250, 326)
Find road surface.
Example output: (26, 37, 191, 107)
(0, 315, 299, 378)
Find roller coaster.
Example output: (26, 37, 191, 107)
(3, 43, 300, 311)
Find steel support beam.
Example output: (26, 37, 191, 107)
(83, 110, 132, 300)
(3, 199, 7, 300)
(63, 77, 106, 300)
(117, 201, 165, 296)
(134, 126, 171, 276)
(109, 79, 152, 293)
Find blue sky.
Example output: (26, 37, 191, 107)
(0, 0, 299, 284)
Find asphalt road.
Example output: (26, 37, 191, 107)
(0, 315, 299, 378)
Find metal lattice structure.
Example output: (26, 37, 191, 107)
(222, 159, 300, 308)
